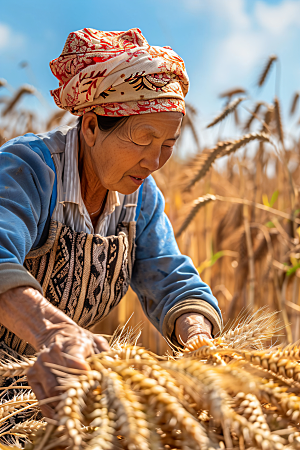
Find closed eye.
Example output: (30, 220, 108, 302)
(162, 144, 175, 149)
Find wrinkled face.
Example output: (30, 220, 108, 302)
(84, 112, 182, 194)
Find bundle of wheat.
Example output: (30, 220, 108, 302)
(0, 310, 298, 450)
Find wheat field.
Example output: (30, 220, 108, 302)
(1, 56, 300, 354)
(2, 56, 300, 449)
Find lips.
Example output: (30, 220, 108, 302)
(129, 175, 145, 186)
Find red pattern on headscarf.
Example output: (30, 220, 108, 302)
(49, 28, 189, 116)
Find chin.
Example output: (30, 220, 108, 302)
(115, 179, 142, 195)
(118, 185, 140, 195)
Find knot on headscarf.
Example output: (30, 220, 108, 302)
(49, 28, 189, 116)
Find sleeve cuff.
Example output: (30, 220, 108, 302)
(0, 263, 43, 295)
(162, 299, 223, 345)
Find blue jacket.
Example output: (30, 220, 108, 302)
(0, 131, 222, 340)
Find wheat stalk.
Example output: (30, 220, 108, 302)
(207, 96, 246, 128)
(46, 110, 67, 130)
(219, 308, 283, 349)
(219, 87, 247, 99)
(2, 85, 36, 117)
(184, 132, 272, 192)
(274, 96, 284, 144)
(176, 194, 217, 237)
(107, 361, 214, 450)
(260, 104, 274, 133)
(290, 92, 300, 116)
(234, 392, 270, 432)
(257, 55, 277, 87)
(54, 371, 101, 449)
(0, 359, 34, 377)
(0, 318, 299, 449)
(178, 192, 300, 238)
(243, 102, 264, 131)
(0, 392, 36, 421)
(222, 132, 272, 158)
(183, 141, 234, 191)
(9, 420, 46, 437)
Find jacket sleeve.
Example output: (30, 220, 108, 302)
(130, 176, 222, 342)
(0, 138, 55, 294)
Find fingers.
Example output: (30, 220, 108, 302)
(185, 333, 214, 351)
(28, 341, 89, 416)
(27, 327, 110, 415)
(175, 313, 213, 343)
(27, 346, 65, 402)
(93, 334, 110, 352)
(27, 361, 59, 419)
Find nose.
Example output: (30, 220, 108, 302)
(139, 143, 161, 172)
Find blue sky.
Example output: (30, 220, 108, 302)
(1, 0, 300, 146)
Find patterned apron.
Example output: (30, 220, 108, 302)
(0, 131, 139, 356)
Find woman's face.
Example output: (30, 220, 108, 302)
(81, 111, 182, 194)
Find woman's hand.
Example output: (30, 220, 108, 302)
(175, 313, 212, 347)
(0, 287, 110, 419)
(27, 323, 109, 418)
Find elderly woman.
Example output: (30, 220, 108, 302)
(0, 28, 222, 414)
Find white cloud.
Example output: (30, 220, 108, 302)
(210, 0, 250, 30)
(0, 24, 11, 50)
(255, 0, 300, 35)
(185, 0, 250, 29)
(195, 0, 300, 88)
(0, 23, 25, 52)
(215, 31, 265, 80)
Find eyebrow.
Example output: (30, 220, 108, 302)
(133, 125, 180, 141)
(151, 131, 181, 141)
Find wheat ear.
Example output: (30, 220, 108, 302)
(290, 92, 300, 116)
(2, 85, 36, 116)
(274, 96, 284, 144)
(184, 132, 271, 192)
(234, 392, 270, 432)
(54, 371, 101, 450)
(83, 392, 116, 450)
(184, 141, 234, 191)
(207, 96, 246, 128)
(259, 380, 300, 422)
(46, 110, 67, 130)
(9, 419, 46, 436)
(0, 79, 7, 89)
(219, 87, 246, 98)
(222, 132, 272, 158)
(0, 392, 36, 421)
(241, 347, 300, 382)
(219, 308, 282, 349)
(0, 359, 34, 377)
(111, 362, 213, 450)
(101, 366, 152, 450)
(176, 361, 286, 449)
(176, 194, 217, 238)
(257, 55, 277, 87)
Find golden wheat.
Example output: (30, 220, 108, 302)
(274, 96, 284, 144)
(207, 97, 246, 128)
(257, 55, 277, 87)
(0, 314, 297, 450)
(219, 88, 247, 99)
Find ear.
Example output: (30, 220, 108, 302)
(80, 112, 99, 147)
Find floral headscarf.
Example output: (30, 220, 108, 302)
(49, 28, 189, 116)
